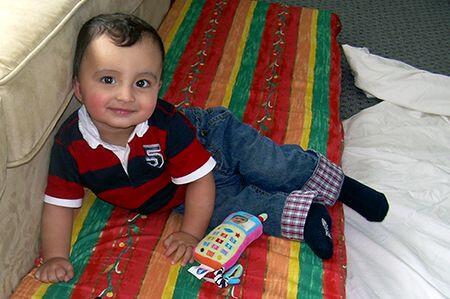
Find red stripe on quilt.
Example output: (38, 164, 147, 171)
(112, 211, 170, 298)
(71, 208, 130, 298)
(239, 234, 269, 298)
(70, 209, 169, 298)
(323, 13, 346, 299)
(198, 279, 221, 298)
(325, 13, 343, 165)
(164, 0, 239, 107)
(269, 6, 301, 144)
(242, 5, 300, 145)
(242, 4, 278, 134)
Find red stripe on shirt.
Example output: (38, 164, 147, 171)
(45, 175, 84, 199)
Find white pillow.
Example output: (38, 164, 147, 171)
(342, 44, 450, 116)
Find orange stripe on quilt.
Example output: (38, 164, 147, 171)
(9, 271, 46, 299)
(300, 9, 319, 149)
(284, 8, 313, 145)
(30, 275, 50, 298)
(261, 237, 291, 299)
(164, 0, 239, 107)
(137, 213, 183, 298)
(205, 0, 253, 108)
(159, 0, 192, 50)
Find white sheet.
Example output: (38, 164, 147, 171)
(341, 45, 450, 298)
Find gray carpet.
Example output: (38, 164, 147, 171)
(266, 0, 450, 119)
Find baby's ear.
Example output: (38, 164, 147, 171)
(73, 78, 83, 102)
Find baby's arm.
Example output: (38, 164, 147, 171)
(164, 171, 215, 266)
(34, 202, 75, 283)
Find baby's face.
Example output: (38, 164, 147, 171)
(74, 34, 163, 138)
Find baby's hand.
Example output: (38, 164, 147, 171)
(163, 231, 200, 266)
(34, 257, 74, 283)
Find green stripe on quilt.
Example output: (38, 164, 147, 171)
(159, 0, 206, 97)
(308, 11, 331, 155)
(172, 267, 203, 298)
(298, 11, 332, 298)
(228, 2, 269, 120)
(298, 244, 323, 299)
(43, 199, 115, 299)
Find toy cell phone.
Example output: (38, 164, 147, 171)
(193, 211, 266, 271)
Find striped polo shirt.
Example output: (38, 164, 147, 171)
(44, 99, 216, 214)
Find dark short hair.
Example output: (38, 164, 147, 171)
(72, 13, 165, 79)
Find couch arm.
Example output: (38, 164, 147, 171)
(0, 101, 5, 198)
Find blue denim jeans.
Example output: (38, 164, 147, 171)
(176, 106, 319, 237)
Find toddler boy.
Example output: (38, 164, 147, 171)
(35, 13, 388, 283)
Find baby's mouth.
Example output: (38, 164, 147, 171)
(109, 107, 135, 115)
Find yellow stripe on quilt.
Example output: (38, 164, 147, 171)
(300, 9, 318, 149)
(287, 241, 301, 298)
(161, 263, 181, 298)
(222, 0, 257, 108)
(33, 283, 50, 298)
(70, 191, 96, 249)
(163, 0, 193, 51)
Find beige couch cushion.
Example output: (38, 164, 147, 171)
(0, 1, 170, 297)
(0, 0, 168, 167)
(0, 103, 5, 197)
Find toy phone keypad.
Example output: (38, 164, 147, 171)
(198, 224, 245, 262)
(196, 212, 260, 265)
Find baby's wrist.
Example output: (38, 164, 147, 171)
(179, 230, 201, 242)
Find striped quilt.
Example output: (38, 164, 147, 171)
(12, 0, 346, 298)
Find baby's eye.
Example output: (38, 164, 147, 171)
(100, 76, 116, 84)
(136, 79, 150, 88)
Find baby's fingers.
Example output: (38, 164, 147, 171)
(181, 246, 193, 266)
(34, 268, 46, 283)
(55, 267, 67, 282)
(171, 245, 187, 265)
(164, 240, 179, 258)
(64, 265, 74, 282)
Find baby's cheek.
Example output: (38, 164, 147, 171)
(141, 99, 158, 116)
(85, 93, 109, 110)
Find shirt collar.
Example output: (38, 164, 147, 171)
(78, 105, 149, 149)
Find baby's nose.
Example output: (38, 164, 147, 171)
(116, 85, 135, 102)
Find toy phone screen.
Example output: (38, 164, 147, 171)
(230, 214, 256, 232)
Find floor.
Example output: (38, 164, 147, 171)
(266, 0, 450, 118)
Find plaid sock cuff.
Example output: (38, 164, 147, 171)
(304, 152, 344, 206)
(281, 190, 315, 241)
